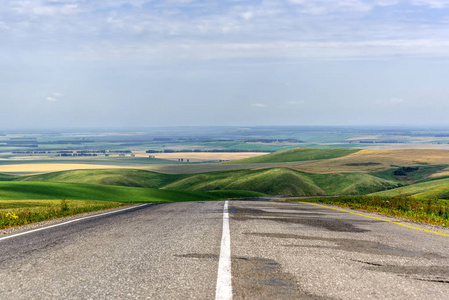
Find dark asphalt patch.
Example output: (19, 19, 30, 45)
(231, 206, 369, 232)
(176, 252, 328, 299)
(367, 265, 449, 284)
(231, 256, 327, 300)
(247, 233, 444, 258)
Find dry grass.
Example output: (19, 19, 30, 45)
(429, 167, 449, 178)
(292, 149, 449, 174)
(133, 151, 269, 162)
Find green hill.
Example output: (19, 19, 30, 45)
(225, 148, 359, 164)
(163, 168, 398, 196)
(10, 167, 400, 197)
(19, 169, 183, 188)
(371, 177, 449, 200)
(163, 168, 324, 195)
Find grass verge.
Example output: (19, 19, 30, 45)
(288, 195, 449, 227)
(0, 199, 125, 229)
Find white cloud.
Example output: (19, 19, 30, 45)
(241, 11, 254, 20)
(46, 92, 64, 102)
(252, 103, 267, 107)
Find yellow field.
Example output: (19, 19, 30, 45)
(134, 151, 269, 162)
(292, 149, 449, 174)
(0, 164, 129, 174)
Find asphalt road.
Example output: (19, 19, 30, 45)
(1, 199, 449, 299)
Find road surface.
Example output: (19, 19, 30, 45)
(1, 199, 449, 299)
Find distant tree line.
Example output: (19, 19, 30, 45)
(146, 149, 275, 153)
(243, 139, 303, 143)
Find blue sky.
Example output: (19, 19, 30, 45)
(1, 0, 449, 128)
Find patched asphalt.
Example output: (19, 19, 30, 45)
(230, 200, 449, 299)
(1, 199, 449, 299)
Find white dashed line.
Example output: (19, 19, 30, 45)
(216, 200, 233, 300)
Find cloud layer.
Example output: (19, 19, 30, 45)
(2, 0, 449, 62)
(2, 1, 449, 128)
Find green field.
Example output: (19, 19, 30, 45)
(18, 169, 185, 188)
(225, 148, 360, 164)
(0, 181, 262, 203)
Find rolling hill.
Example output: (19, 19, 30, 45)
(9, 166, 402, 197)
(162, 168, 399, 196)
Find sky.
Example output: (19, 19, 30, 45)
(1, 0, 449, 129)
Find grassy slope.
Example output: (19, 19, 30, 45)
(225, 148, 359, 164)
(0, 181, 263, 203)
(306, 173, 400, 195)
(163, 168, 398, 196)
(371, 177, 449, 200)
(19, 169, 184, 188)
(11, 167, 400, 196)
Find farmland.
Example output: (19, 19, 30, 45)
(2, 127, 449, 227)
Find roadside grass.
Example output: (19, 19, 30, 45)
(0, 199, 124, 229)
(224, 148, 359, 164)
(289, 195, 449, 227)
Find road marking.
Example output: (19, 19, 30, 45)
(0, 204, 150, 242)
(302, 202, 449, 237)
(216, 200, 232, 300)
